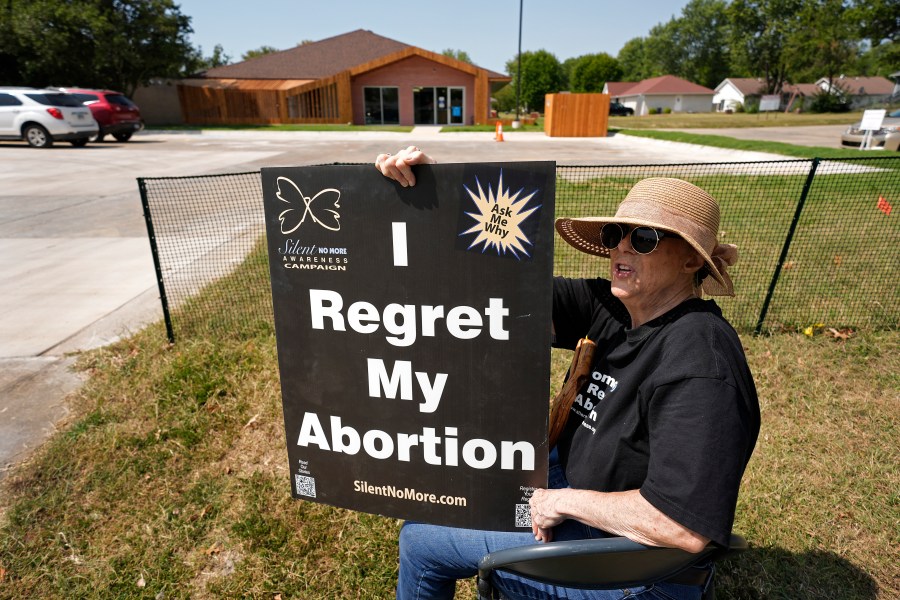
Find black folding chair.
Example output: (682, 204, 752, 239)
(476, 533, 747, 600)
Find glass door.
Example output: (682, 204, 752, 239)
(450, 88, 464, 124)
(364, 88, 383, 125)
(413, 86, 465, 125)
(436, 87, 448, 125)
(413, 87, 434, 124)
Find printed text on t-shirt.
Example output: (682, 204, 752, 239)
(571, 369, 619, 434)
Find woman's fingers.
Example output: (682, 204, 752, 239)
(374, 146, 436, 187)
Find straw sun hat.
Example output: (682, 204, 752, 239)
(555, 177, 738, 296)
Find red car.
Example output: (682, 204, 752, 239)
(59, 88, 144, 142)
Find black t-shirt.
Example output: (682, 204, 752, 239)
(552, 276, 760, 547)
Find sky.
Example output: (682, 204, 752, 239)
(175, 0, 692, 75)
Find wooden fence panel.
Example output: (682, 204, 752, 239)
(179, 86, 282, 125)
(544, 93, 609, 137)
(178, 81, 345, 125)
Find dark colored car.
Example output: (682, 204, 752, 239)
(610, 101, 635, 116)
(59, 88, 144, 142)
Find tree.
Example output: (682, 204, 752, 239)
(2, 0, 199, 96)
(492, 83, 517, 113)
(617, 37, 652, 81)
(567, 53, 622, 93)
(783, 0, 856, 85)
(205, 44, 231, 69)
(505, 49, 564, 112)
(189, 43, 231, 71)
(727, 0, 803, 93)
(442, 48, 473, 64)
(622, 0, 731, 89)
(854, 39, 900, 77)
(90, 0, 200, 97)
(849, 0, 899, 77)
(242, 45, 279, 61)
(3, 0, 105, 88)
(642, 20, 685, 80)
(0, 0, 23, 83)
(851, 0, 899, 44)
(673, 0, 731, 89)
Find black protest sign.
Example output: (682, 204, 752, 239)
(261, 162, 555, 531)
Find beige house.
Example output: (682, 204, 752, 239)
(603, 76, 715, 115)
(816, 75, 896, 109)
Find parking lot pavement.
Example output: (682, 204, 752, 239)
(0, 137, 285, 475)
(0, 128, 806, 477)
(138, 128, 793, 168)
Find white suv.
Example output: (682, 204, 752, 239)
(0, 87, 99, 148)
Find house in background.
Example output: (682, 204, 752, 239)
(815, 75, 895, 109)
(712, 78, 825, 112)
(603, 82, 634, 103)
(604, 75, 715, 115)
(713, 78, 767, 112)
(175, 29, 510, 126)
(781, 82, 822, 111)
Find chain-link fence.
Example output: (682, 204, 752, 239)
(138, 172, 273, 342)
(139, 157, 899, 342)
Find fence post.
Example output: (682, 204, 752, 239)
(754, 158, 821, 334)
(138, 178, 176, 344)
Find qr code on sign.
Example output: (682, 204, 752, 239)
(295, 474, 316, 498)
(514, 504, 531, 528)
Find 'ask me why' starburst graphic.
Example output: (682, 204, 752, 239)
(459, 172, 541, 259)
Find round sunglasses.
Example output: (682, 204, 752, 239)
(599, 223, 678, 255)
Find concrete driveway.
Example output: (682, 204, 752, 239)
(0, 126, 827, 476)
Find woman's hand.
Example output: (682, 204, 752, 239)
(529, 488, 567, 543)
(531, 487, 712, 553)
(374, 146, 436, 187)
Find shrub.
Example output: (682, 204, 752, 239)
(809, 90, 851, 113)
(663, 107, 672, 114)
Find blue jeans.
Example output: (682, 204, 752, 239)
(396, 452, 704, 600)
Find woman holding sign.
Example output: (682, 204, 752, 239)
(376, 148, 760, 600)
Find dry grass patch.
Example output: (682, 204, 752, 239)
(0, 305, 897, 598)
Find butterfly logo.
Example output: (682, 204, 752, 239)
(276, 176, 342, 234)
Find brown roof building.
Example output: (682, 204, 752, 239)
(603, 76, 715, 115)
(178, 29, 510, 126)
(603, 82, 634, 100)
(816, 75, 896, 108)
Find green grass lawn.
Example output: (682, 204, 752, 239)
(614, 129, 872, 160)
(609, 111, 865, 129)
(0, 236, 897, 598)
(432, 110, 864, 134)
(441, 122, 545, 133)
(554, 167, 900, 333)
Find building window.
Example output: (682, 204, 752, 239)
(364, 87, 399, 125)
